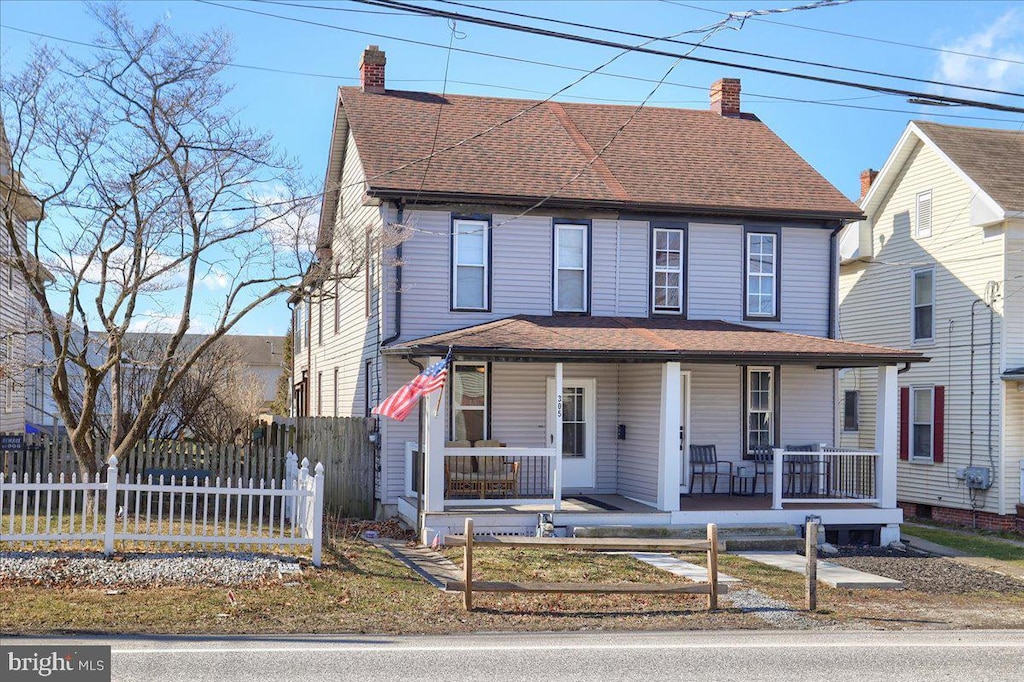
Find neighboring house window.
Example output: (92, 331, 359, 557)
(745, 231, 778, 319)
(318, 293, 323, 346)
(333, 367, 339, 417)
(746, 367, 774, 452)
(304, 298, 311, 348)
(294, 302, 304, 354)
(1, 334, 8, 412)
(316, 371, 323, 416)
(915, 191, 932, 238)
(364, 228, 372, 319)
(364, 359, 372, 418)
(450, 363, 488, 442)
(652, 227, 685, 314)
(911, 387, 933, 460)
(554, 222, 589, 312)
(335, 262, 341, 333)
(912, 268, 934, 343)
(843, 390, 859, 431)
(452, 218, 489, 311)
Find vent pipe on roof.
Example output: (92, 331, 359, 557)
(710, 78, 741, 116)
(360, 45, 386, 94)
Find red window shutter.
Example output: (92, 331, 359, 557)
(899, 386, 909, 460)
(933, 386, 945, 463)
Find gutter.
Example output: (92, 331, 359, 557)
(827, 221, 845, 340)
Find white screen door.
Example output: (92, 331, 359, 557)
(546, 378, 597, 489)
(679, 370, 691, 493)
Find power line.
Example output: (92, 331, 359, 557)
(663, 0, 1024, 66)
(350, 0, 1024, 114)
(373, 0, 1024, 99)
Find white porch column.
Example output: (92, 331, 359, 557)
(875, 364, 898, 508)
(554, 362, 563, 511)
(658, 362, 682, 511)
(423, 356, 446, 513)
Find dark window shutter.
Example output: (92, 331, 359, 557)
(899, 386, 909, 460)
(933, 386, 945, 463)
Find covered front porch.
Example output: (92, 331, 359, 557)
(385, 316, 922, 542)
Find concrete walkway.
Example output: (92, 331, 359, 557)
(622, 552, 741, 584)
(370, 537, 460, 588)
(734, 551, 904, 589)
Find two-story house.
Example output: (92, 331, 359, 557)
(839, 121, 1024, 533)
(296, 46, 923, 543)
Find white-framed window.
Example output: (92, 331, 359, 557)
(333, 367, 339, 417)
(652, 228, 684, 314)
(912, 268, 934, 343)
(3, 333, 12, 413)
(843, 390, 859, 432)
(364, 359, 372, 418)
(450, 363, 488, 442)
(554, 223, 588, 312)
(746, 367, 774, 451)
(915, 190, 932, 238)
(745, 232, 777, 318)
(452, 219, 489, 311)
(911, 387, 934, 460)
(294, 301, 305, 354)
(316, 371, 323, 416)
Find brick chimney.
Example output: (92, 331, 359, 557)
(859, 168, 879, 200)
(710, 78, 741, 116)
(360, 45, 386, 93)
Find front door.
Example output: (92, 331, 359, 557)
(546, 378, 597, 490)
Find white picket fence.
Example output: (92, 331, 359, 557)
(0, 452, 326, 566)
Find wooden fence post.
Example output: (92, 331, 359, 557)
(706, 522, 719, 610)
(104, 455, 119, 556)
(805, 520, 818, 611)
(464, 517, 474, 611)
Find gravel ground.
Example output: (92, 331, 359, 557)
(0, 551, 302, 587)
(722, 588, 821, 629)
(824, 545, 1024, 594)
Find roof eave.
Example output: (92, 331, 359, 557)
(368, 188, 864, 222)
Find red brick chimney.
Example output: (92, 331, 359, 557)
(710, 78, 741, 116)
(859, 168, 879, 200)
(360, 45, 386, 94)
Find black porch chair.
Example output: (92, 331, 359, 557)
(784, 444, 820, 495)
(689, 444, 733, 495)
(749, 445, 774, 496)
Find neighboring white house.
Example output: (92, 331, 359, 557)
(839, 121, 1024, 533)
(295, 46, 923, 543)
(0, 124, 43, 435)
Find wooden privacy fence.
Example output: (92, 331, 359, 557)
(295, 417, 374, 519)
(444, 519, 726, 611)
(0, 423, 297, 488)
(0, 453, 326, 566)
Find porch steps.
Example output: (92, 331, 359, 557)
(573, 524, 803, 552)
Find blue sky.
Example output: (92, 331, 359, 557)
(1, 0, 1022, 335)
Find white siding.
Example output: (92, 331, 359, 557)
(382, 357, 419, 503)
(592, 219, 648, 317)
(685, 364, 743, 462)
(1003, 385, 1024, 513)
(617, 364, 661, 504)
(839, 139, 1008, 514)
(780, 365, 835, 447)
(1004, 220, 1024, 370)
(0, 210, 28, 432)
(687, 223, 743, 322)
(776, 228, 830, 336)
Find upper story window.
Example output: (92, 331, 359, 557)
(450, 363, 489, 442)
(745, 231, 778, 319)
(294, 301, 305, 354)
(451, 218, 489, 311)
(912, 268, 934, 343)
(915, 191, 932, 238)
(554, 223, 589, 312)
(652, 227, 685, 314)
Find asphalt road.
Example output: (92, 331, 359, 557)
(6, 630, 1023, 682)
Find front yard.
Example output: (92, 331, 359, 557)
(2, 520, 1023, 635)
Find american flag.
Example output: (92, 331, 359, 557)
(372, 349, 452, 421)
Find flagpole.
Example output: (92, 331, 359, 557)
(432, 346, 454, 418)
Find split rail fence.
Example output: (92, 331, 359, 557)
(444, 518, 726, 611)
(0, 452, 325, 566)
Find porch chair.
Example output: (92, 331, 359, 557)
(688, 444, 733, 495)
(475, 456, 521, 498)
(783, 444, 821, 496)
(444, 441, 475, 498)
(749, 445, 774, 496)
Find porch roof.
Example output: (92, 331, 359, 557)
(384, 315, 926, 367)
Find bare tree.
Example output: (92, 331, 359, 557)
(0, 4, 351, 476)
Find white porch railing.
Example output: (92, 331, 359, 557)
(771, 447, 880, 510)
(0, 454, 326, 566)
(443, 447, 559, 507)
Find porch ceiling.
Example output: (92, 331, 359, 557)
(384, 315, 926, 367)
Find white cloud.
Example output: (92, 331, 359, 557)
(934, 9, 1024, 94)
(128, 311, 213, 335)
(200, 268, 231, 291)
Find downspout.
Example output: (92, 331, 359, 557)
(381, 200, 405, 348)
(827, 222, 845, 340)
